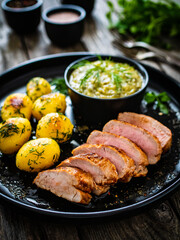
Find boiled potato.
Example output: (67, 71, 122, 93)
(32, 92, 66, 120)
(0, 117, 32, 154)
(1, 93, 33, 121)
(26, 77, 51, 102)
(16, 138, 60, 172)
(36, 113, 73, 143)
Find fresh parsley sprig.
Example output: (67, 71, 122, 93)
(50, 77, 68, 95)
(144, 91, 170, 114)
(106, 0, 180, 48)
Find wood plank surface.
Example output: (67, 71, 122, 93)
(0, 202, 80, 240)
(0, 0, 180, 239)
(78, 202, 180, 240)
(0, 4, 27, 72)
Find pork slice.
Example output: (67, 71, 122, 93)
(103, 120, 162, 164)
(72, 144, 135, 182)
(58, 153, 118, 185)
(118, 112, 172, 152)
(87, 130, 148, 177)
(33, 167, 93, 204)
(93, 185, 110, 196)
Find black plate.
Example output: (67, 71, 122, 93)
(0, 52, 180, 219)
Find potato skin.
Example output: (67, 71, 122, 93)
(16, 138, 60, 172)
(26, 77, 51, 102)
(0, 118, 32, 154)
(1, 93, 33, 121)
(32, 92, 66, 120)
(36, 113, 74, 143)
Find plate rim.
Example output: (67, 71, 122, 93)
(0, 52, 180, 219)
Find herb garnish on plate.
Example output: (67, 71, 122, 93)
(144, 91, 170, 114)
(50, 77, 68, 95)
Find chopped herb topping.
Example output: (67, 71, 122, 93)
(0, 123, 19, 138)
(70, 58, 142, 98)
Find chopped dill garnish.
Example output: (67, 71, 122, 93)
(80, 67, 98, 87)
(111, 73, 122, 93)
(0, 123, 19, 138)
(95, 71, 101, 87)
(69, 57, 142, 98)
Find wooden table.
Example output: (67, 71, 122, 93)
(0, 0, 180, 239)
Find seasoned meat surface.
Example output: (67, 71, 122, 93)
(34, 167, 94, 204)
(87, 130, 148, 177)
(103, 120, 162, 164)
(58, 153, 118, 185)
(72, 144, 135, 182)
(118, 112, 172, 152)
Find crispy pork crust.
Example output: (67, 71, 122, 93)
(58, 153, 118, 185)
(34, 167, 93, 204)
(72, 144, 136, 182)
(87, 130, 148, 177)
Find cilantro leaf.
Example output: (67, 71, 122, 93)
(144, 92, 156, 103)
(144, 91, 170, 114)
(158, 92, 170, 102)
(158, 102, 169, 114)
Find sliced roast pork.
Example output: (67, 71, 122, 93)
(58, 153, 118, 185)
(93, 184, 110, 196)
(103, 120, 162, 164)
(87, 130, 148, 177)
(72, 144, 135, 182)
(118, 112, 172, 152)
(34, 167, 94, 204)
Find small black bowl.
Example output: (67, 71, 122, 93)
(42, 5, 86, 47)
(1, 0, 42, 34)
(64, 55, 149, 124)
(60, 0, 95, 15)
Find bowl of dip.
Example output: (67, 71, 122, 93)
(64, 55, 149, 123)
(42, 5, 86, 47)
(1, 0, 42, 33)
(60, 0, 95, 16)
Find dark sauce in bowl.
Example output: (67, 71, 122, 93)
(7, 0, 37, 8)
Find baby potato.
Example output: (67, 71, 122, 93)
(36, 113, 73, 143)
(16, 138, 60, 172)
(1, 93, 33, 121)
(32, 92, 66, 120)
(0, 117, 32, 154)
(26, 77, 51, 102)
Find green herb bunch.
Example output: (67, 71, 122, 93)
(144, 91, 170, 114)
(50, 77, 68, 95)
(106, 0, 180, 48)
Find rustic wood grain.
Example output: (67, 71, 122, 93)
(0, 0, 180, 239)
(170, 189, 180, 217)
(82, 0, 121, 55)
(0, 203, 80, 240)
(78, 202, 180, 240)
(0, 1, 27, 73)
